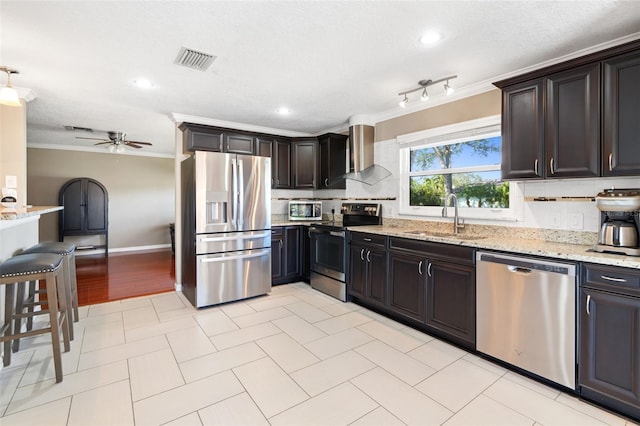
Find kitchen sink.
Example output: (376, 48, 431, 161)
(401, 230, 486, 240)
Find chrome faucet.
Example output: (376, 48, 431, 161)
(442, 193, 465, 234)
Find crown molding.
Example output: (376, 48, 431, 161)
(170, 113, 314, 138)
(28, 143, 175, 158)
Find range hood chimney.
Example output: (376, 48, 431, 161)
(342, 115, 391, 185)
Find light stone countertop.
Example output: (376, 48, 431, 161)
(0, 205, 62, 221)
(350, 224, 640, 270)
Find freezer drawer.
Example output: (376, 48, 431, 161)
(194, 248, 271, 307)
(196, 230, 271, 255)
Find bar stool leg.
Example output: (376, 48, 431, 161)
(3, 283, 16, 367)
(12, 281, 26, 352)
(45, 270, 64, 383)
(69, 251, 79, 322)
(61, 255, 74, 340)
(26, 280, 36, 331)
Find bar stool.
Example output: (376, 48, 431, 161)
(0, 253, 70, 383)
(20, 242, 79, 340)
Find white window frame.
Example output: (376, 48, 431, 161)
(398, 115, 517, 221)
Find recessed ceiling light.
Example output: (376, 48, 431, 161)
(133, 78, 154, 89)
(419, 31, 442, 47)
(277, 107, 290, 115)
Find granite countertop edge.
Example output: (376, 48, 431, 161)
(0, 206, 63, 221)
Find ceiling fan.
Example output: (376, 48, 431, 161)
(76, 131, 153, 152)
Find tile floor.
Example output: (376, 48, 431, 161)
(0, 282, 637, 426)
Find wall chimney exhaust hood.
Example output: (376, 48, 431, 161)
(342, 116, 391, 186)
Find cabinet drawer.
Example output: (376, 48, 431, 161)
(350, 232, 386, 247)
(388, 237, 475, 265)
(583, 263, 640, 291)
(271, 227, 283, 237)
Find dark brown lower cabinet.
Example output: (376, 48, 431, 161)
(348, 239, 386, 308)
(425, 260, 476, 347)
(388, 251, 426, 323)
(580, 269, 640, 420)
(271, 226, 301, 285)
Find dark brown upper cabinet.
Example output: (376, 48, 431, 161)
(224, 132, 255, 155)
(292, 138, 317, 189)
(501, 79, 544, 180)
(256, 137, 273, 158)
(179, 123, 255, 155)
(318, 133, 348, 189)
(545, 63, 600, 178)
(603, 49, 640, 176)
(495, 39, 640, 181)
(273, 139, 292, 189)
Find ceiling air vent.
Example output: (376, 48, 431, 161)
(64, 125, 93, 132)
(174, 46, 216, 71)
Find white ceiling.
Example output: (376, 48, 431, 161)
(2, 1, 639, 157)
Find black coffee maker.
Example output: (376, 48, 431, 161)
(592, 188, 640, 256)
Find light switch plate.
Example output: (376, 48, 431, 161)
(5, 175, 17, 188)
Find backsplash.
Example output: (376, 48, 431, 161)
(272, 138, 640, 237)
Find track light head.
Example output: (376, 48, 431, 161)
(399, 94, 408, 108)
(444, 80, 455, 95)
(421, 88, 429, 101)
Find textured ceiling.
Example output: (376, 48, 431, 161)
(1, 1, 639, 156)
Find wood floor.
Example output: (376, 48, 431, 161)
(75, 250, 176, 306)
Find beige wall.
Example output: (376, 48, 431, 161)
(0, 101, 27, 203)
(27, 148, 175, 251)
(375, 89, 501, 141)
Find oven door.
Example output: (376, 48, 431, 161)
(309, 226, 346, 281)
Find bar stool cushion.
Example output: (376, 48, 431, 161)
(0, 253, 64, 278)
(22, 242, 76, 256)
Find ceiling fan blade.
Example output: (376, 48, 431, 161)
(126, 140, 153, 145)
(125, 142, 144, 149)
(76, 136, 109, 141)
(94, 141, 113, 146)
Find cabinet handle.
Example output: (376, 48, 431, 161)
(427, 262, 432, 277)
(279, 240, 282, 249)
(418, 260, 423, 275)
(363, 238, 372, 242)
(271, 178, 274, 186)
(360, 248, 365, 261)
(600, 275, 627, 283)
(325, 178, 329, 187)
(586, 294, 591, 315)
(549, 157, 555, 175)
(608, 153, 613, 172)
(534, 159, 539, 175)
(366, 250, 371, 262)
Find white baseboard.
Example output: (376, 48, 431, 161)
(75, 244, 172, 256)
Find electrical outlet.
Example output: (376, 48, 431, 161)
(5, 175, 17, 188)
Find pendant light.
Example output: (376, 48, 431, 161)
(0, 66, 21, 107)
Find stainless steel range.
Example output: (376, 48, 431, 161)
(309, 203, 382, 301)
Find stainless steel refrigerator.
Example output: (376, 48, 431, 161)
(181, 150, 271, 308)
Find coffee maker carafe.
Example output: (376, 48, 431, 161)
(593, 189, 640, 256)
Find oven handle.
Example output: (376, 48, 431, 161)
(308, 227, 345, 238)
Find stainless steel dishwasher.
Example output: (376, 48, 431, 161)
(476, 251, 577, 389)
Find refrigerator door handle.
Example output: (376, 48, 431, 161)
(198, 231, 270, 243)
(231, 157, 238, 229)
(200, 248, 271, 263)
(237, 159, 244, 229)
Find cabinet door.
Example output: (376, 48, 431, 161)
(225, 133, 255, 155)
(318, 134, 347, 189)
(580, 287, 640, 415)
(426, 260, 475, 348)
(300, 226, 311, 282)
(86, 179, 108, 232)
(293, 139, 317, 189)
(271, 229, 284, 281)
(273, 140, 292, 189)
(603, 50, 640, 176)
(284, 226, 301, 280)
(366, 248, 387, 307)
(181, 126, 223, 152)
(501, 79, 544, 180)
(349, 243, 367, 298)
(388, 252, 426, 322)
(256, 137, 273, 158)
(60, 179, 84, 233)
(545, 63, 600, 178)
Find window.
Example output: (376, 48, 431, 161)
(398, 115, 516, 221)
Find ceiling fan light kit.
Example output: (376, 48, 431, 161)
(0, 66, 21, 107)
(75, 130, 153, 152)
(397, 75, 457, 108)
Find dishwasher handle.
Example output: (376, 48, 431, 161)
(508, 265, 532, 274)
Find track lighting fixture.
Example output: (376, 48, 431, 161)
(0, 66, 21, 107)
(399, 94, 409, 108)
(397, 75, 457, 107)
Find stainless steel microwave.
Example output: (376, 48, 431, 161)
(289, 201, 322, 221)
